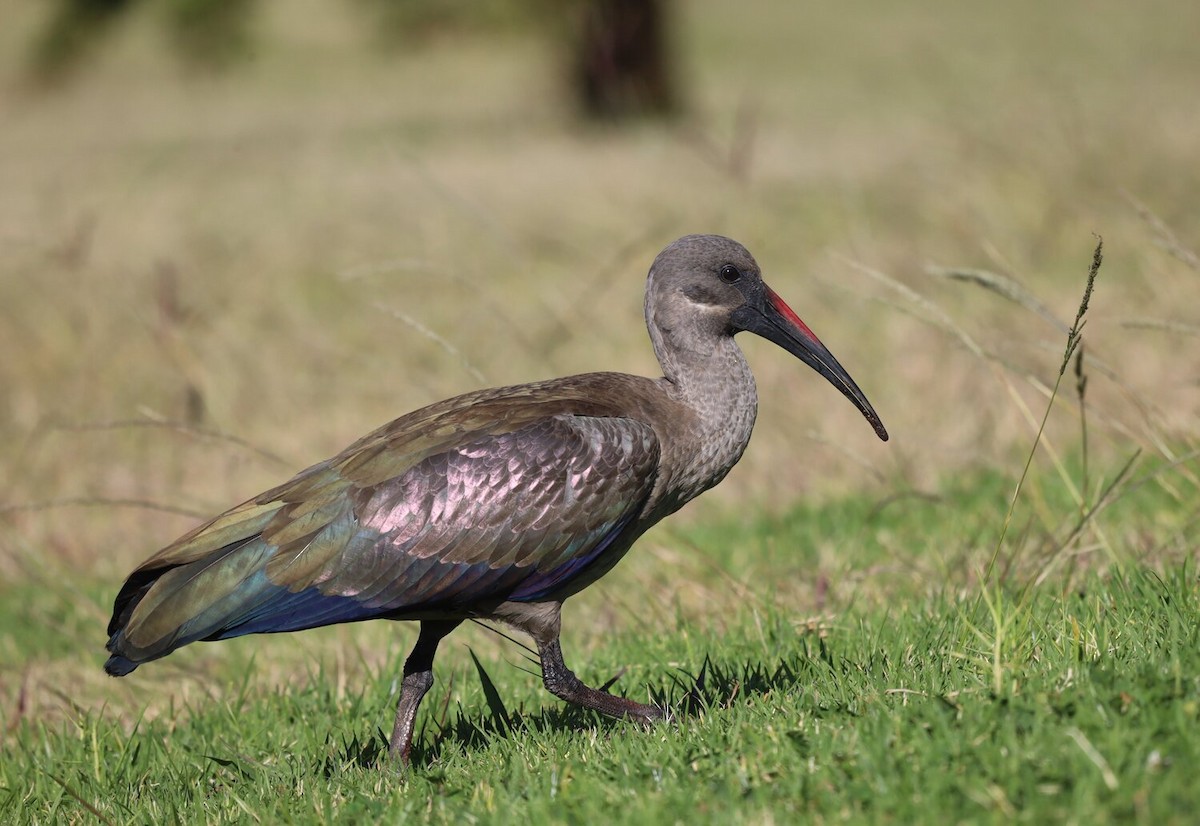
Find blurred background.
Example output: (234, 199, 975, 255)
(1, 0, 1197, 724)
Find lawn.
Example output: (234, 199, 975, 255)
(2, 0, 1198, 822)
(4, 471, 1198, 822)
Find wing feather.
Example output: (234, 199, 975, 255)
(107, 400, 660, 670)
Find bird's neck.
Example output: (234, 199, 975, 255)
(651, 326, 759, 509)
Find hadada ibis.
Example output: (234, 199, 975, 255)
(105, 234, 888, 763)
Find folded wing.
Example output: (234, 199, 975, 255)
(105, 409, 659, 674)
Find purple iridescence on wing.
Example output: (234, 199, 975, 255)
(508, 509, 638, 602)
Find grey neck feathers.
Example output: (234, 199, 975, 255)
(645, 293, 759, 509)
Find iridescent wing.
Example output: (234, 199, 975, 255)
(106, 398, 659, 671)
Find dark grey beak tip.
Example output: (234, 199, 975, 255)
(872, 419, 889, 442)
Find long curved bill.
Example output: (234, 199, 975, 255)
(734, 284, 889, 441)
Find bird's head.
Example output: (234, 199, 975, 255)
(647, 234, 888, 441)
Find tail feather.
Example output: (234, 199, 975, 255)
(104, 534, 388, 675)
(104, 654, 139, 676)
(105, 538, 279, 671)
(104, 462, 381, 675)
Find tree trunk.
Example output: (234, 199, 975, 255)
(574, 0, 677, 119)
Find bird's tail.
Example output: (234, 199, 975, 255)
(104, 653, 140, 676)
(104, 537, 282, 675)
(105, 539, 384, 674)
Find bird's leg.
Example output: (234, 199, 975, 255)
(494, 601, 666, 723)
(538, 635, 667, 723)
(388, 619, 461, 765)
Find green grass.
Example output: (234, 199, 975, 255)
(3, 469, 1198, 824)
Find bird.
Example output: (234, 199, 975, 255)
(105, 234, 888, 764)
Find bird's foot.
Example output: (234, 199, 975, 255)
(538, 637, 673, 724)
(614, 696, 670, 726)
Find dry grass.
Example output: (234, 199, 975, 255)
(2, 0, 1199, 732)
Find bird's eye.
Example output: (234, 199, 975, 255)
(718, 264, 741, 284)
